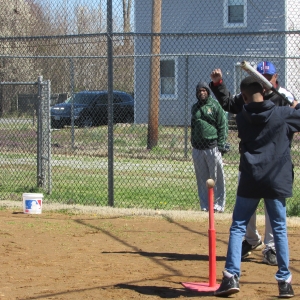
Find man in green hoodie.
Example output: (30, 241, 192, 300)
(191, 82, 228, 212)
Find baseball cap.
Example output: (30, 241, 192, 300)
(256, 61, 276, 75)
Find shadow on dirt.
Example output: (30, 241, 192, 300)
(102, 250, 227, 262)
(115, 283, 215, 298)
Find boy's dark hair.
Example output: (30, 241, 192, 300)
(240, 76, 264, 95)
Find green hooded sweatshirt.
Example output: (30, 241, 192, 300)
(191, 82, 228, 150)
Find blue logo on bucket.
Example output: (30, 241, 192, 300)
(25, 200, 41, 212)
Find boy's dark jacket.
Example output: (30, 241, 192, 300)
(237, 100, 300, 199)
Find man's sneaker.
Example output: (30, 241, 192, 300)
(263, 248, 278, 266)
(214, 272, 240, 297)
(278, 281, 294, 298)
(201, 208, 208, 212)
(241, 239, 264, 258)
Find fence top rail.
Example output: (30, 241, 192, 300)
(0, 30, 299, 41)
(0, 82, 37, 85)
(0, 53, 299, 60)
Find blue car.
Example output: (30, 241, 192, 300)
(51, 90, 134, 129)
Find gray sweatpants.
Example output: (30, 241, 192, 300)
(192, 147, 226, 212)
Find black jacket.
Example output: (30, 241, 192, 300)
(209, 81, 294, 114)
(236, 100, 300, 199)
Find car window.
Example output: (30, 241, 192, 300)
(113, 95, 123, 104)
(96, 94, 108, 104)
(64, 97, 72, 103)
(71, 93, 96, 105)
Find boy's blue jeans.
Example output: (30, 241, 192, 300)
(225, 196, 291, 282)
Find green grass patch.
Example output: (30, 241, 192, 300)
(1, 122, 300, 216)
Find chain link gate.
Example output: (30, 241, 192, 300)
(0, 77, 51, 198)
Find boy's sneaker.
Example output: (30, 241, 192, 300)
(241, 239, 264, 258)
(214, 272, 240, 297)
(278, 281, 294, 298)
(263, 248, 278, 266)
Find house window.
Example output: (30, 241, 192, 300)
(160, 58, 177, 98)
(224, 0, 247, 28)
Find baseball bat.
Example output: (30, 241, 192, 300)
(240, 61, 293, 105)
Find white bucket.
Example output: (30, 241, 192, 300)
(23, 193, 43, 214)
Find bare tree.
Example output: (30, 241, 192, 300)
(122, 0, 132, 33)
(0, 0, 40, 115)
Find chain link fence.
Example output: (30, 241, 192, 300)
(0, 0, 300, 214)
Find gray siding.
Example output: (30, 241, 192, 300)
(134, 0, 288, 125)
(135, 0, 286, 34)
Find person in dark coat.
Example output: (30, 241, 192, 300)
(209, 61, 297, 266)
(215, 76, 297, 298)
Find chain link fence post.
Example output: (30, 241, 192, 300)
(37, 76, 51, 193)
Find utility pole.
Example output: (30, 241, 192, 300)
(147, 0, 161, 149)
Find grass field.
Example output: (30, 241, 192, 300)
(1, 121, 300, 215)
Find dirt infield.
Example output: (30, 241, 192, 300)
(0, 203, 300, 299)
